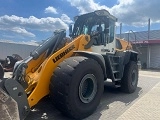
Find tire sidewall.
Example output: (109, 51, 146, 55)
(128, 62, 138, 91)
(123, 61, 138, 93)
(68, 59, 104, 116)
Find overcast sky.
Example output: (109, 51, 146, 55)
(0, 0, 160, 42)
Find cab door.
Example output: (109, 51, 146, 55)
(91, 19, 116, 55)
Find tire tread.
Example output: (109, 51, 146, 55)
(121, 61, 139, 93)
(49, 56, 103, 119)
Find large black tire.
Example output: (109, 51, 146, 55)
(0, 63, 4, 79)
(49, 56, 104, 119)
(121, 61, 138, 93)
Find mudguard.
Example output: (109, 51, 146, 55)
(74, 51, 107, 79)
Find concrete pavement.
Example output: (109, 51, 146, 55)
(117, 82, 160, 120)
(3, 70, 160, 120)
(117, 70, 160, 120)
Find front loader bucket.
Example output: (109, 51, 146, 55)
(0, 87, 20, 120)
(0, 64, 19, 119)
(0, 78, 30, 120)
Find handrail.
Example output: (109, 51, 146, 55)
(128, 30, 142, 54)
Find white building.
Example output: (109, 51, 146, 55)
(0, 41, 38, 60)
(117, 30, 160, 69)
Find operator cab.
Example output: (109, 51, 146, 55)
(69, 9, 117, 55)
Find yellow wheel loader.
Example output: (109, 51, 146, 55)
(0, 9, 138, 120)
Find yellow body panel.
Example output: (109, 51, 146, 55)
(116, 38, 132, 51)
(26, 35, 91, 107)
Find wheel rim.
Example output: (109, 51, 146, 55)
(131, 69, 137, 86)
(79, 74, 97, 104)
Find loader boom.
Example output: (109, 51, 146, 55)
(26, 34, 91, 107)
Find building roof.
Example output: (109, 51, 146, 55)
(116, 30, 160, 44)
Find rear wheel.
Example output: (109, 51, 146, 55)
(49, 56, 104, 119)
(121, 61, 138, 93)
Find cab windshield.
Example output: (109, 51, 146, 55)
(71, 14, 115, 44)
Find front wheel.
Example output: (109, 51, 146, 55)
(120, 61, 139, 93)
(49, 56, 104, 119)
